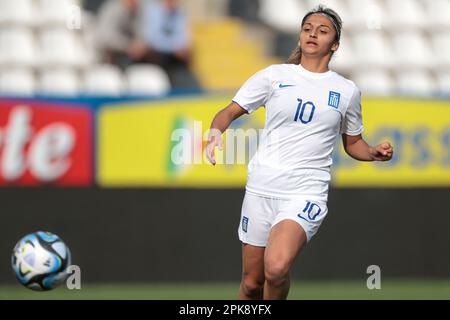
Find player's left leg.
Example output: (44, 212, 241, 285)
(263, 220, 307, 300)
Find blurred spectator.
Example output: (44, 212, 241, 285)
(142, 0, 200, 89)
(95, 0, 147, 69)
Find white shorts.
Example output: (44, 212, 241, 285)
(238, 192, 329, 247)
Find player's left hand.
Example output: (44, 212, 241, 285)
(370, 142, 394, 161)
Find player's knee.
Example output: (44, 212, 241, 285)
(265, 259, 290, 286)
(241, 275, 264, 297)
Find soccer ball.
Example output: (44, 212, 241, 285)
(11, 231, 71, 291)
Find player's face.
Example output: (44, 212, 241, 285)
(299, 15, 339, 58)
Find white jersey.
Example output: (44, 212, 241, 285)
(232, 64, 364, 200)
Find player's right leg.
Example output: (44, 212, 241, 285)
(239, 243, 265, 299)
(238, 192, 274, 299)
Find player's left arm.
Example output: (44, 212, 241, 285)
(342, 134, 393, 162)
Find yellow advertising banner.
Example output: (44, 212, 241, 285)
(333, 98, 450, 187)
(98, 96, 450, 187)
(97, 96, 260, 187)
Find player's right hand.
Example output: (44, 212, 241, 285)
(206, 129, 223, 166)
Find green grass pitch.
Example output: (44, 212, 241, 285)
(1, 280, 450, 300)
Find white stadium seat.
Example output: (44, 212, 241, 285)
(351, 69, 394, 96)
(38, 68, 80, 96)
(125, 64, 171, 96)
(423, 0, 450, 29)
(345, 0, 385, 30)
(36, 0, 81, 27)
(79, 19, 100, 68)
(259, 0, 307, 33)
(436, 71, 450, 95)
(391, 31, 434, 69)
(329, 33, 355, 73)
(38, 28, 88, 68)
(0, 68, 35, 96)
(0, 0, 35, 26)
(83, 65, 124, 96)
(395, 70, 436, 96)
(431, 32, 450, 69)
(0, 27, 36, 67)
(385, 0, 426, 29)
(352, 31, 393, 69)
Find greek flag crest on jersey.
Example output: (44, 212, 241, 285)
(328, 91, 341, 109)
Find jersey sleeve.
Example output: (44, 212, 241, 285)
(340, 86, 364, 136)
(232, 66, 273, 114)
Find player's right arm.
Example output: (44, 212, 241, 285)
(206, 102, 248, 165)
(206, 65, 272, 165)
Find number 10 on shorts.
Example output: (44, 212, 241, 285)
(299, 201, 322, 221)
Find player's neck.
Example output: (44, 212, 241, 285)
(299, 56, 330, 74)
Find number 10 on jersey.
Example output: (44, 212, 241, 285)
(294, 98, 316, 124)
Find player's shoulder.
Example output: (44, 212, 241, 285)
(330, 71, 360, 96)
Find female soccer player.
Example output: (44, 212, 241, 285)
(206, 5, 393, 300)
